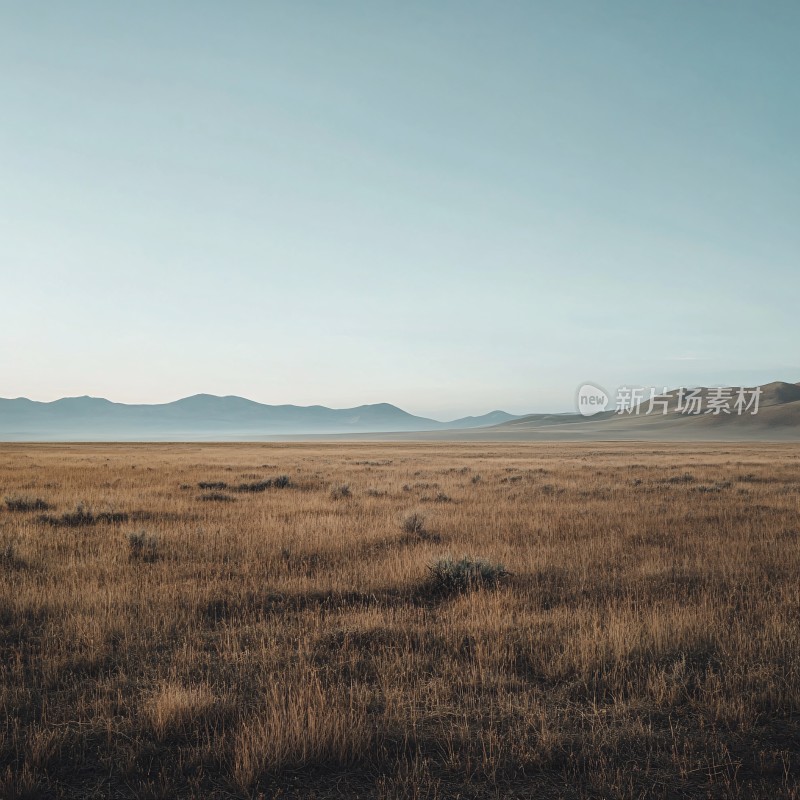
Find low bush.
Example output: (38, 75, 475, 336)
(234, 476, 292, 493)
(5, 496, 51, 512)
(666, 473, 695, 484)
(39, 506, 129, 527)
(128, 531, 160, 563)
(199, 492, 235, 503)
(402, 511, 426, 535)
(330, 484, 351, 500)
(40, 504, 95, 527)
(0, 541, 26, 570)
(427, 556, 509, 594)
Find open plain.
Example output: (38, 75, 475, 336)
(1, 442, 799, 799)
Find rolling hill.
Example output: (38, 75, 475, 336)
(448, 381, 800, 441)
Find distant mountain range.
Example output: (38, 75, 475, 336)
(0, 394, 524, 440)
(4, 382, 799, 442)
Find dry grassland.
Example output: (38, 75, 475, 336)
(1, 442, 799, 798)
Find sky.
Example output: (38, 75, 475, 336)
(1, 1, 798, 419)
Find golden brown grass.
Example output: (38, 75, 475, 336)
(0, 441, 799, 798)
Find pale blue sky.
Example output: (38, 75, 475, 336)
(1, 1, 798, 417)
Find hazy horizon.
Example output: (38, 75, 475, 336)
(3, 2, 798, 418)
(0, 390, 525, 421)
(4, 375, 800, 423)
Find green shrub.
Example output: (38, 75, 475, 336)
(234, 476, 292, 493)
(40, 504, 95, 527)
(97, 511, 129, 524)
(666, 473, 695, 484)
(402, 511, 426, 535)
(428, 556, 509, 594)
(128, 531, 160, 563)
(5, 496, 51, 512)
(0, 541, 26, 570)
(39, 505, 129, 527)
(234, 481, 272, 493)
(199, 492, 235, 502)
(330, 483, 351, 500)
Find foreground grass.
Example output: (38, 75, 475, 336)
(0, 442, 799, 798)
